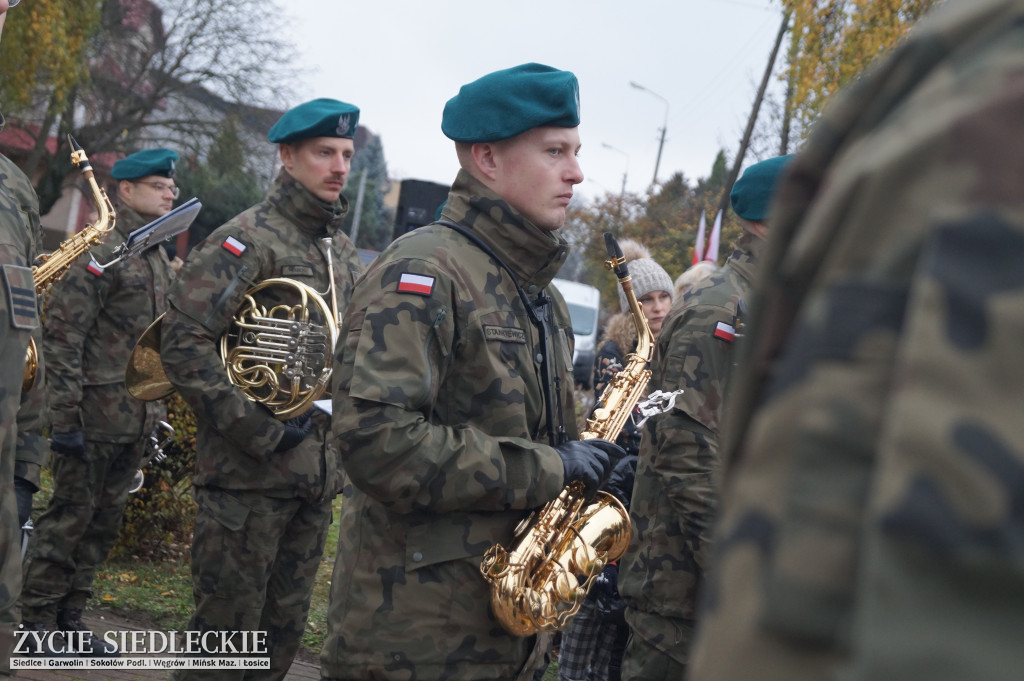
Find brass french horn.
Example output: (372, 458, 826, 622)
(125, 276, 339, 420)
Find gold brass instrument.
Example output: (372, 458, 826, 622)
(480, 232, 653, 636)
(220, 278, 337, 419)
(22, 136, 117, 391)
(126, 254, 340, 420)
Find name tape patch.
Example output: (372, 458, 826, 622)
(397, 273, 434, 296)
(281, 264, 314, 277)
(484, 325, 527, 344)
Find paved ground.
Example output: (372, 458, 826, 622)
(10, 611, 320, 681)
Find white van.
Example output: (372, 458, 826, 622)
(551, 278, 601, 389)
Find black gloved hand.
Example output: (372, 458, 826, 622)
(594, 563, 626, 623)
(273, 413, 313, 453)
(605, 455, 638, 506)
(554, 438, 624, 498)
(50, 430, 86, 458)
(594, 563, 619, 598)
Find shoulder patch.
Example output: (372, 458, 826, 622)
(86, 261, 104, 277)
(222, 236, 247, 256)
(397, 272, 434, 296)
(2, 264, 39, 330)
(714, 321, 736, 342)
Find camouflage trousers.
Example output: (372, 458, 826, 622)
(620, 610, 693, 681)
(20, 439, 145, 623)
(172, 487, 331, 681)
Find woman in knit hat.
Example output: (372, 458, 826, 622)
(557, 239, 674, 681)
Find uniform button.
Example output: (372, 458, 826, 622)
(527, 285, 537, 294)
(536, 353, 544, 364)
(412, 551, 423, 562)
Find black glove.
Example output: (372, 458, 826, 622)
(605, 455, 638, 506)
(555, 439, 624, 498)
(273, 413, 313, 453)
(594, 563, 626, 623)
(50, 430, 86, 458)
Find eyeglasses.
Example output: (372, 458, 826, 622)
(8, 0, 21, 7)
(136, 181, 180, 199)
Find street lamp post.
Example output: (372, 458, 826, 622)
(630, 81, 669, 186)
(601, 142, 629, 227)
(601, 142, 629, 198)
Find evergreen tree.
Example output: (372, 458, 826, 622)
(174, 117, 265, 253)
(341, 134, 394, 252)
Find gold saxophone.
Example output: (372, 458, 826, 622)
(480, 232, 653, 636)
(23, 136, 116, 390)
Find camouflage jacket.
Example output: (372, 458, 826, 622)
(43, 203, 172, 443)
(689, 2, 1024, 681)
(160, 170, 362, 502)
(321, 169, 574, 681)
(0, 143, 41, 482)
(15, 319, 47, 483)
(618, 232, 763, 640)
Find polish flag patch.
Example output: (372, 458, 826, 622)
(86, 261, 104, 277)
(397, 273, 435, 296)
(222, 236, 247, 256)
(714, 321, 736, 342)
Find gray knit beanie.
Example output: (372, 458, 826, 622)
(616, 239, 674, 313)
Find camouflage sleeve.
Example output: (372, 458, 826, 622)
(160, 229, 285, 456)
(16, 321, 48, 467)
(42, 257, 106, 433)
(334, 257, 565, 515)
(642, 302, 737, 568)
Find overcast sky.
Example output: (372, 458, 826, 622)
(279, 0, 784, 202)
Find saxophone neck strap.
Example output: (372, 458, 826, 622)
(436, 220, 565, 445)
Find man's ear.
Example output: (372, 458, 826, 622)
(470, 142, 500, 182)
(279, 143, 294, 170)
(118, 179, 135, 201)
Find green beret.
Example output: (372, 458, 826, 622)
(730, 154, 794, 222)
(111, 148, 178, 180)
(442, 63, 580, 143)
(268, 98, 360, 144)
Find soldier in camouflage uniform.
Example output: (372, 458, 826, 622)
(617, 155, 792, 680)
(0, 1, 43, 667)
(319, 63, 622, 681)
(19, 148, 180, 656)
(687, 2, 1024, 680)
(160, 99, 364, 681)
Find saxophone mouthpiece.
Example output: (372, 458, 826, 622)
(604, 232, 629, 279)
(67, 134, 91, 171)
